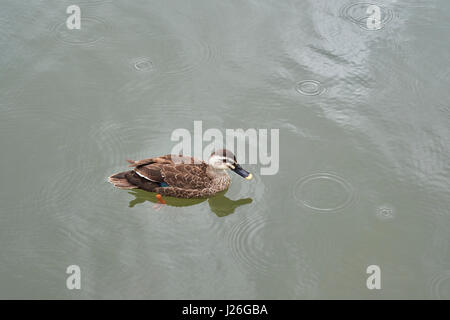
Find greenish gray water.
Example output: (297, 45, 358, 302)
(1, 0, 449, 299)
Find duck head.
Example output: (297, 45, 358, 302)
(208, 149, 253, 180)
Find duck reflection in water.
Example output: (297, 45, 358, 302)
(127, 189, 252, 217)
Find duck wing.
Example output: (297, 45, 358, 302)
(127, 154, 202, 167)
(127, 154, 174, 167)
(161, 163, 211, 189)
(134, 162, 211, 190)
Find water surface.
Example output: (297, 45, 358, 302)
(1, 0, 449, 299)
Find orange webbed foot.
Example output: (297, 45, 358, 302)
(152, 194, 166, 211)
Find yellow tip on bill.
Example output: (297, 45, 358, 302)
(245, 173, 253, 180)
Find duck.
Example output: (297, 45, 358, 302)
(108, 149, 252, 199)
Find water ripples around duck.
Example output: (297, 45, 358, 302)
(226, 212, 319, 297)
(228, 215, 273, 274)
(227, 214, 294, 275)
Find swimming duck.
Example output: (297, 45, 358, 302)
(108, 149, 252, 198)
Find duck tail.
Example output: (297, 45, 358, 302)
(108, 171, 137, 189)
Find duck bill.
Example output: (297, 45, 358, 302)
(232, 164, 253, 180)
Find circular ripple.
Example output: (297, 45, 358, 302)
(74, 0, 112, 5)
(376, 205, 395, 221)
(84, 104, 203, 168)
(228, 216, 284, 274)
(293, 173, 354, 212)
(0, 105, 92, 214)
(86, 119, 150, 168)
(0, 105, 87, 131)
(29, 166, 93, 215)
(52, 17, 109, 45)
(295, 80, 326, 96)
(143, 35, 218, 75)
(340, 2, 394, 31)
(133, 57, 153, 72)
(428, 271, 450, 299)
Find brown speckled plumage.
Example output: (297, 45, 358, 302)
(108, 154, 231, 198)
